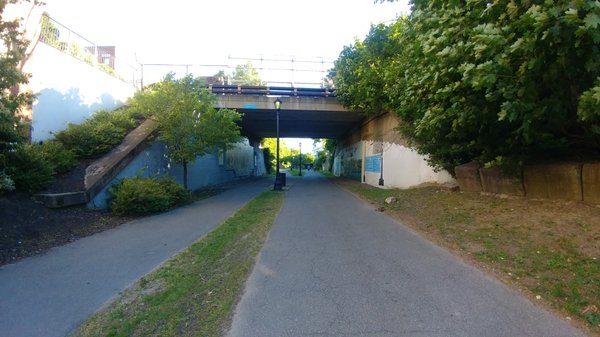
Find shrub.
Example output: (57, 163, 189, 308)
(91, 109, 136, 130)
(109, 176, 190, 216)
(55, 120, 127, 158)
(38, 140, 77, 174)
(157, 178, 191, 205)
(8, 144, 55, 192)
(54, 108, 141, 159)
(0, 170, 15, 193)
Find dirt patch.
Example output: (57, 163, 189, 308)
(0, 192, 132, 266)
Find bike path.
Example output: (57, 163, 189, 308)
(0, 178, 270, 337)
(228, 172, 586, 337)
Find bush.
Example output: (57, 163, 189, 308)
(54, 108, 140, 159)
(8, 144, 55, 192)
(37, 140, 77, 174)
(109, 176, 190, 216)
(55, 120, 127, 158)
(0, 170, 15, 193)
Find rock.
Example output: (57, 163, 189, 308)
(385, 197, 397, 204)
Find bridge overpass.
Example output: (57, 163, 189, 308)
(210, 85, 363, 139)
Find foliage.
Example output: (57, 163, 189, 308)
(232, 61, 264, 86)
(261, 138, 291, 171)
(109, 176, 191, 216)
(313, 138, 336, 171)
(283, 151, 314, 168)
(262, 147, 274, 174)
(54, 109, 137, 159)
(0, 0, 37, 179)
(133, 73, 242, 188)
(7, 144, 55, 192)
(5, 141, 76, 192)
(332, 23, 401, 116)
(333, 1, 600, 172)
(36, 140, 77, 174)
(0, 170, 15, 193)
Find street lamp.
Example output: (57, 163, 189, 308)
(299, 142, 302, 176)
(274, 98, 283, 190)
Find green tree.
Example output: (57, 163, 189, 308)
(261, 138, 290, 172)
(232, 61, 264, 86)
(312, 138, 336, 172)
(0, 0, 38, 192)
(136, 73, 242, 189)
(334, 1, 600, 173)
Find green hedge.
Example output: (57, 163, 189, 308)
(54, 108, 143, 159)
(7, 141, 77, 192)
(109, 176, 191, 216)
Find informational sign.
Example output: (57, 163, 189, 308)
(365, 154, 381, 173)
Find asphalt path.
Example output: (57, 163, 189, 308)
(228, 171, 587, 337)
(0, 178, 269, 337)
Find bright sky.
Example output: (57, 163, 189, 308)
(42, 0, 411, 152)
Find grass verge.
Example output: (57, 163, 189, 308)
(72, 190, 286, 337)
(333, 178, 600, 335)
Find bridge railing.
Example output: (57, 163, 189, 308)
(207, 84, 336, 97)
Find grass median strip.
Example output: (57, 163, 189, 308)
(72, 190, 285, 337)
(334, 178, 600, 335)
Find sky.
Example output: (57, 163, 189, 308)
(41, 0, 411, 152)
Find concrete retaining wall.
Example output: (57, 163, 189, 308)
(455, 162, 600, 203)
(23, 43, 136, 142)
(334, 112, 455, 188)
(88, 138, 265, 209)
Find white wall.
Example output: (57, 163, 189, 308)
(334, 112, 455, 189)
(24, 43, 136, 142)
(362, 141, 454, 188)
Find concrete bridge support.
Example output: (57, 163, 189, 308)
(333, 112, 455, 189)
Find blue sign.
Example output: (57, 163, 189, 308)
(243, 104, 257, 109)
(365, 155, 381, 173)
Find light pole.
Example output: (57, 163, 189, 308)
(274, 98, 283, 190)
(299, 142, 302, 176)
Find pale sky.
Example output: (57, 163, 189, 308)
(41, 0, 412, 152)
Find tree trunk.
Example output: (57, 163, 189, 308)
(183, 161, 188, 190)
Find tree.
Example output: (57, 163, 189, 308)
(135, 73, 242, 189)
(232, 61, 264, 86)
(261, 138, 290, 172)
(0, 0, 38, 192)
(312, 138, 336, 172)
(334, 2, 600, 173)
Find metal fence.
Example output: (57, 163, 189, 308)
(39, 14, 140, 88)
(207, 84, 335, 97)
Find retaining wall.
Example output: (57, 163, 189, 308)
(88, 138, 265, 208)
(455, 162, 600, 203)
(23, 43, 136, 142)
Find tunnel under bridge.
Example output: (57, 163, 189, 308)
(210, 85, 363, 139)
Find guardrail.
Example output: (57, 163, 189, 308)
(207, 84, 336, 97)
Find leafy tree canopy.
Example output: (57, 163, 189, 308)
(333, 1, 600, 173)
(232, 61, 264, 86)
(0, 0, 38, 190)
(133, 73, 243, 188)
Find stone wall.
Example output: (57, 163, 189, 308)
(455, 162, 600, 203)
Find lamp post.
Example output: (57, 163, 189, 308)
(299, 142, 302, 176)
(274, 98, 282, 190)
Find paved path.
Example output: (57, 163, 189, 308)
(228, 172, 586, 337)
(0, 178, 269, 337)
